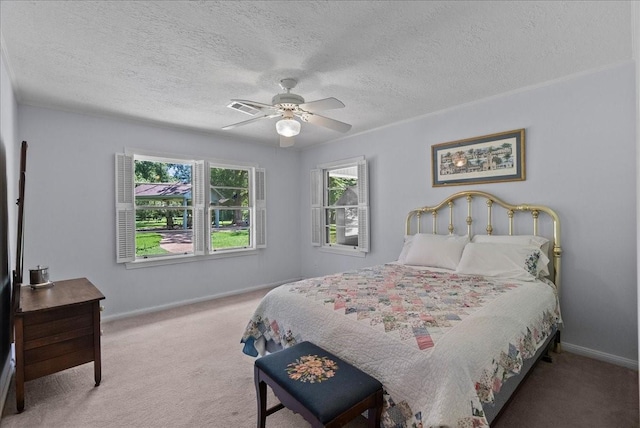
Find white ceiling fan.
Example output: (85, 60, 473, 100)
(222, 78, 352, 148)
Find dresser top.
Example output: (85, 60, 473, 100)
(18, 277, 105, 313)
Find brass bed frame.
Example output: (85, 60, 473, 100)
(405, 190, 563, 423)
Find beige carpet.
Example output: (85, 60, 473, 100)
(1, 288, 638, 428)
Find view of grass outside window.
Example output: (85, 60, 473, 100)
(117, 152, 265, 264)
(209, 167, 251, 251)
(134, 159, 194, 258)
(324, 166, 359, 247)
(134, 161, 253, 256)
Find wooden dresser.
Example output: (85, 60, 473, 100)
(14, 277, 105, 412)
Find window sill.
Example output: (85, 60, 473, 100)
(125, 249, 258, 269)
(318, 246, 366, 258)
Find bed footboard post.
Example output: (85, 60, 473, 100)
(542, 330, 562, 363)
(554, 329, 562, 354)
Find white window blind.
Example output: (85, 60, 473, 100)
(254, 168, 267, 248)
(310, 168, 322, 247)
(192, 160, 206, 255)
(115, 153, 135, 263)
(357, 159, 369, 253)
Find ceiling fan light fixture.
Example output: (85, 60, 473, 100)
(276, 118, 301, 137)
(222, 78, 351, 142)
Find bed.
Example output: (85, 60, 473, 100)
(241, 190, 562, 428)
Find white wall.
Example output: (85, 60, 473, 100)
(17, 107, 302, 319)
(299, 62, 638, 366)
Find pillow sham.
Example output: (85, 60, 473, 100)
(403, 233, 469, 270)
(472, 234, 551, 275)
(456, 242, 550, 281)
(397, 235, 415, 264)
(471, 234, 550, 255)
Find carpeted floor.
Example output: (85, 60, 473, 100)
(1, 288, 638, 427)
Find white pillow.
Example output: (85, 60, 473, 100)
(397, 235, 414, 264)
(456, 243, 550, 281)
(472, 234, 551, 275)
(403, 233, 469, 270)
(471, 234, 550, 255)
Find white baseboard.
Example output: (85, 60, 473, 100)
(101, 278, 302, 323)
(0, 347, 14, 418)
(562, 342, 638, 370)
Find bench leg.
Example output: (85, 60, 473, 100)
(255, 366, 268, 428)
(367, 389, 383, 428)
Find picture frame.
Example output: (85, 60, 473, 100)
(431, 129, 525, 187)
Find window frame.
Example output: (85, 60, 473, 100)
(116, 149, 265, 268)
(311, 156, 369, 256)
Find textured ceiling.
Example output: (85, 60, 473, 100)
(0, 1, 633, 149)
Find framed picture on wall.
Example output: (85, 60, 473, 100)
(431, 129, 525, 187)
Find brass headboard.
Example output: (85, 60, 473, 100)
(406, 190, 562, 293)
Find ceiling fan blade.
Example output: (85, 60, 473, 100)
(298, 97, 345, 112)
(221, 113, 280, 130)
(280, 136, 295, 148)
(230, 99, 277, 111)
(301, 113, 352, 133)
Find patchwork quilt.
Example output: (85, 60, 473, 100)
(241, 263, 559, 428)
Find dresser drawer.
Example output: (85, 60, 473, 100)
(22, 303, 93, 347)
(20, 303, 97, 381)
(24, 344, 95, 381)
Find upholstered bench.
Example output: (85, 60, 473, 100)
(254, 341, 383, 428)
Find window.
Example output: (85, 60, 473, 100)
(116, 152, 265, 265)
(209, 164, 251, 252)
(133, 157, 195, 258)
(311, 157, 368, 254)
